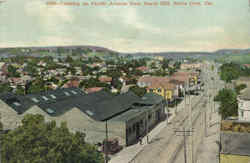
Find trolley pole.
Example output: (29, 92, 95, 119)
(146, 111, 149, 144)
(174, 127, 194, 163)
(105, 121, 109, 163)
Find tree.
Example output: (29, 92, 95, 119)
(24, 63, 38, 76)
(161, 59, 169, 70)
(111, 77, 122, 90)
(0, 82, 12, 93)
(168, 67, 176, 75)
(129, 86, 146, 97)
(173, 61, 181, 70)
(211, 65, 214, 71)
(150, 62, 157, 69)
(26, 78, 46, 94)
(1, 114, 104, 163)
(219, 63, 240, 83)
(7, 65, 20, 77)
(65, 56, 74, 63)
(16, 85, 25, 95)
(214, 88, 238, 119)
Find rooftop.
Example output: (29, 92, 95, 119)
(238, 88, 250, 100)
(236, 76, 250, 82)
(137, 93, 164, 105)
(0, 88, 143, 121)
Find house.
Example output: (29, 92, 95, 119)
(98, 76, 112, 84)
(136, 66, 149, 73)
(0, 62, 6, 71)
(37, 61, 47, 67)
(0, 63, 8, 75)
(63, 80, 80, 88)
(137, 76, 177, 100)
(137, 76, 170, 88)
(220, 132, 250, 163)
(180, 63, 201, 70)
(85, 87, 104, 94)
(172, 71, 199, 85)
(154, 56, 164, 61)
(147, 81, 177, 101)
(237, 88, 250, 121)
(0, 88, 165, 146)
(233, 77, 250, 88)
(243, 64, 250, 69)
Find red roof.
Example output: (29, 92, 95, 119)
(136, 66, 148, 72)
(63, 80, 80, 88)
(85, 87, 104, 93)
(99, 76, 112, 83)
(244, 64, 250, 68)
(138, 76, 176, 90)
(138, 76, 170, 83)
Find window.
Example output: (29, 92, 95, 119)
(46, 108, 55, 114)
(71, 90, 77, 95)
(157, 88, 161, 93)
(64, 91, 70, 96)
(133, 124, 136, 131)
(129, 128, 132, 134)
(13, 102, 21, 106)
(42, 96, 49, 101)
(241, 111, 244, 117)
(86, 110, 94, 116)
(50, 94, 57, 99)
(149, 89, 153, 92)
(148, 114, 152, 120)
(31, 97, 39, 103)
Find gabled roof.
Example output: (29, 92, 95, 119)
(89, 91, 140, 121)
(0, 88, 85, 114)
(0, 88, 141, 121)
(238, 88, 250, 100)
(85, 87, 104, 94)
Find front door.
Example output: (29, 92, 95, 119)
(136, 122, 140, 139)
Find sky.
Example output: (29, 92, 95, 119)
(0, 0, 249, 53)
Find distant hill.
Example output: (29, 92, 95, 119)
(122, 48, 250, 60)
(0, 45, 249, 60)
(214, 49, 250, 55)
(0, 45, 118, 58)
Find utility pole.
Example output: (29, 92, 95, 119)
(188, 78, 194, 163)
(174, 127, 194, 163)
(209, 94, 212, 121)
(0, 114, 2, 163)
(184, 85, 186, 106)
(204, 104, 207, 137)
(175, 96, 177, 115)
(162, 86, 168, 126)
(146, 111, 149, 144)
(105, 120, 109, 163)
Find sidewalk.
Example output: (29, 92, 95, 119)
(110, 95, 197, 163)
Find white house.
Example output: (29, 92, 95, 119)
(238, 89, 250, 121)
